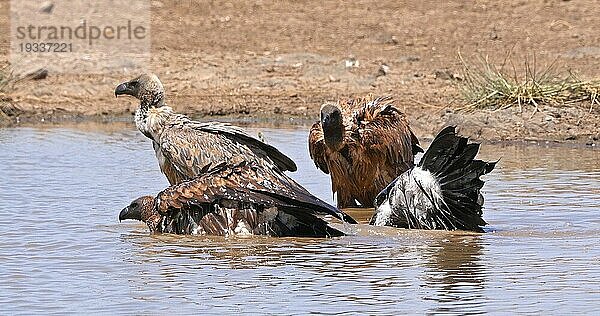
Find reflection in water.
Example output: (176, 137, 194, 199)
(0, 125, 598, 314)
(422, 235, 486, 315)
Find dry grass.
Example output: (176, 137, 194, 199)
(0, 65, 17, 120)
(457, 53, 600, 113)
(0, 64, 14, 94)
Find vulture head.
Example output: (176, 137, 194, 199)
(119, 196, 161, 232)
(115, 73, 165, 108)
(320, 102, 345, 151)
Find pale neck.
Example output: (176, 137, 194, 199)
(135, 105, 173, 141)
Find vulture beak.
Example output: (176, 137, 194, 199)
(119, 205, 140, 222)
(118, 206, 129, 222)
(115, 81, 133, 98)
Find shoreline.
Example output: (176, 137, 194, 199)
(2, 109, 597, 149)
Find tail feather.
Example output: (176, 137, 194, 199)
(420, 126, 495, 232)
(419, 127, 467, 175)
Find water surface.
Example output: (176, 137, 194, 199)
(0, 123, 598, 314)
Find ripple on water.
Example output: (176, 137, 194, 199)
(0, 125, 598, 314)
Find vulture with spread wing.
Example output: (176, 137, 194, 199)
(119, 162, 355, 237)
(115, 73, 297, 185)
(370, 126, 496, 232)
(308, 95, 422, 208)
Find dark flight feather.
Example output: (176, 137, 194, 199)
(371, 126, 496, 232)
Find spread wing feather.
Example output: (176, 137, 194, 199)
(155, 162, 357, 224)
(156, 118, 296, 185)
(193, 121, 297, 172)
(308, 122, 330, 174)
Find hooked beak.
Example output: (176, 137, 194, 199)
(118, 206, 129, 222)
(115, 82, 133, 98)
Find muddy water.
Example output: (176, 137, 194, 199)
(0, 123, 598, 314)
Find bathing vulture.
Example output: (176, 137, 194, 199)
(370, 126, 496, 232)
(115, 73, 297, 185)
(119, 162, 355, 237)
(308, 95, 422, 208)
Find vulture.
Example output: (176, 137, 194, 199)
(308, 95, 422, 208)
(370, 126, 496, 232)
(115, 73, 297, 186)
(119, 162, 356, 237)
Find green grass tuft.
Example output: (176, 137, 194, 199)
(457, 53, 600, 112)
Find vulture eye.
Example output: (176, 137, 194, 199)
(130, 202, 139, 208)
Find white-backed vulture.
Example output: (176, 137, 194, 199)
(119, 162, 356, 237)
(370, 126, 496, 232)
(308, 95, 423, 208)
(115, 73, 297, 185)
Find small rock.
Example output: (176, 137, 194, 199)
(489, 27, 500, 40)
(28, 68, 49, 80)
(40, 2, 54, 14)
(328, 75, 340, 82)
(544, 115, 554, 122)
(434, 69, 455, 80)
(345, 57, 359, 68)
(273, 106, 281, 114)
(384, 35, 399, 45)
(376, 64, 390, 77)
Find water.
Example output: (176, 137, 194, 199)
(0, 122, 598, 315)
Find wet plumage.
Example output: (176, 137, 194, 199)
(115, 74, 297, 185)
(370, 126, 496, 232)
(308, 95, 422, 208)
(119, 162, 355, 237)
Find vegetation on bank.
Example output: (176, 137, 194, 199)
(0, 65, 14, 94)
(458, 53, 600, 113)
(0, 65, 18, 121)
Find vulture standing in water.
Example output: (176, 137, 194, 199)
(119, 162, 353, 237)
(308, 95, 422, 208)
(370, 126, 496, 232)
(115, 73, 297, 186)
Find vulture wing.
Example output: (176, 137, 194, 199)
(355, 96, 419, 174)
(307, 122, 330, 174)
(193, 121, 297, 172)
(156, 119, 297, 185)
(156, 162, 356, 224)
